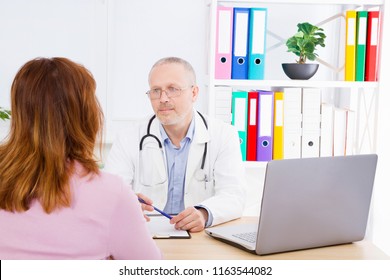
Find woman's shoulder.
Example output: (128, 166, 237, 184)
(72, 163, 130, 195)
(97, 170, 126, 185)
(70, 169, 133, 213)
(93, 170, 130, 192)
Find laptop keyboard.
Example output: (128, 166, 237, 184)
(232, 232, 257, 243)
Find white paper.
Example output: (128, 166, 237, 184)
(146, 215, 190, 239)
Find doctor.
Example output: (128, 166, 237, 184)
(104, 57, 246, 232)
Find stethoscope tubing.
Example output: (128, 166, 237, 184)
(139, 112, 208, 170)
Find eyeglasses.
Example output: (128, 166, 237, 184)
(146, 86, 192, 100)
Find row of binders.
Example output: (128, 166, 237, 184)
(215, 6, 267, 80)
(215, 86, 356, 161)
(345, 10, 381, 81)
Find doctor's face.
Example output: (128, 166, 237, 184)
(148, 62, 199, 128)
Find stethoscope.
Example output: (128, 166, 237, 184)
(139, 111, 209, 185)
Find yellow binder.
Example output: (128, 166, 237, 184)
(273, 91, 284, 160)
(345, 10, 357, 81)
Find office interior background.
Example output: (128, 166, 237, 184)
(0, 0, 389, 256)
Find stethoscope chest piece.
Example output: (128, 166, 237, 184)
(195, 169, 208, 182)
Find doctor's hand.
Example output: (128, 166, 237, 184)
(170, 207, 208, 233)
(136, 193, 154, 222)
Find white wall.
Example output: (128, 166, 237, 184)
(104, 0, 207, 142)
(372, 1, 390, 256)
(0, 0, 207, 143)
(0, 0, 107, 110)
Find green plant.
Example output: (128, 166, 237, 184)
(286, 22, 326, 64)
(0, 107, 11, 121)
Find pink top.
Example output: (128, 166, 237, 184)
(0, 163, 162, 260)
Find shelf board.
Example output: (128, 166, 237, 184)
(210, 79, 379, 89)
(244, 161, 268, 168)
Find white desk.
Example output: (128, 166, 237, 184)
(156, 217, 389, 260)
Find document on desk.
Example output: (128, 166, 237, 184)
(146, 215, 191, 239)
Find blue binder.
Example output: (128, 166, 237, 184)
(248, 8, 267, 80)
(231, 7, 250, 79)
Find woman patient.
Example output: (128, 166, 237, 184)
(0, 57, 162, 260)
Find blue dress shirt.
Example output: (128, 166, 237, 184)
(160, 117, 213, 226)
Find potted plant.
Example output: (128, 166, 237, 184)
(282, 22, 326, 80)
(0, 107, 10, 142)
(0, 107, 11, 121)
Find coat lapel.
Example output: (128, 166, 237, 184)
(185, 111, 210, 191)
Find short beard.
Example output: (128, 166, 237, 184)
(157, 108, 192, 127)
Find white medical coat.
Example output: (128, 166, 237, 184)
(104, 111, 246, 226)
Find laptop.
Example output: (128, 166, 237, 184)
(205, 154, 378, 255)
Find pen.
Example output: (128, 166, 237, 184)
(138, 197, 173, 220)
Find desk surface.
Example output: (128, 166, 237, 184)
(156, 217, 389, 260)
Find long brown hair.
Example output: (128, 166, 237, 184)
(0, 57, 103, 213)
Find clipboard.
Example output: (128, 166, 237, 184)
(146, 214, 191, 239)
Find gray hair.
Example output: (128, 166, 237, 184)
(148, 57, 197, 85)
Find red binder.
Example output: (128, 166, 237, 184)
(246, 91, 259, 161)
(365, 11, 380, 81)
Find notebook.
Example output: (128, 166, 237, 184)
(205, 154, 378, 255)
(146, 215, 191, 239)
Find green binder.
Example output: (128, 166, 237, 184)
(355, 11, 368, 81)
(231, 91, 248, 161)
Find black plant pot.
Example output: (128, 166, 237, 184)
(282, 63, 319, 80)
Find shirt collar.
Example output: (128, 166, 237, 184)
(159, 116, 195, 144)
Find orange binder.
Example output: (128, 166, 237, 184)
(365, 11, 380, 81)
(345, 10, 357, 81)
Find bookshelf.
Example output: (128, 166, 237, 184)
(206, 0, 384, 165)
